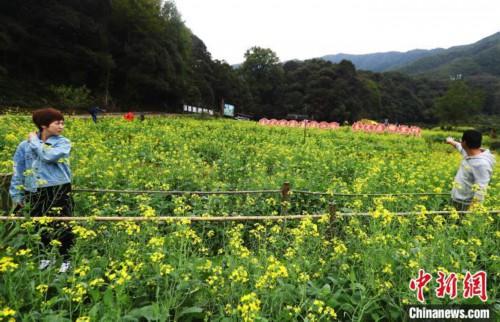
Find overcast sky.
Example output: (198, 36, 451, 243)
(175, 0, 500, 64)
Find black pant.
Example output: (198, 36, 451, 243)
(19, 184, 75, 259)
(451, 199, 470, 211)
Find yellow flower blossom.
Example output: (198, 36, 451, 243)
(76, 317, 90, 322)
(72, 225, 97, 240)
(0, 307, 16, 318)
(63, 283, 87, 303)
(0, 257, 18, 273)
(255, 256, 288, 289)
(229, 266, 249, 284)
(15, 249, 32, 257)
(150, 252, 165, 263)
(148, 236, 165, 248)
(237, 293, 261, 322)
(50, 240, 62, 247)
(36, 284, 48, 294)
(89, 278, 105, 287)
(160, 264, 174, 276)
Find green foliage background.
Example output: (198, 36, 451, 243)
(1, 1, 498, 125)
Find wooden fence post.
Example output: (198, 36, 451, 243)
(328, 202, 337, 238)
(0, 173, 12, 215)
(281, 182, 290, 215)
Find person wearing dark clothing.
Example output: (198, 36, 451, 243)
(88, 106, 105, 123)
(17, 184, 75, 259)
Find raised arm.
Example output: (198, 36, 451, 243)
(446, 137, 467, 157)
(28, 137, 71, 163)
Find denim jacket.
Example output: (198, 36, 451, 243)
(9, 134, 72, 204)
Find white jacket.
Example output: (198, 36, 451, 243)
(451, 144, 495, 203)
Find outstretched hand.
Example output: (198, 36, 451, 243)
(445, 137, 456, 145)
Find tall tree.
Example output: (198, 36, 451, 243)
(240, 47, 284, 117)
(109, 0, 191, 108)
(434, 81, 484, 125)
(211, 60, 252, 114)
(185, 35, 215, 107)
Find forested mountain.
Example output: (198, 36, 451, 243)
(0, 0, 240, 111)
(396, 32, 500, 117)
(321, 49, 444, 72)
(320, 33, 500, 118)
(321, 32, 500, 77)
(397, 32, 500, 77)
(0, 1, 496, 125)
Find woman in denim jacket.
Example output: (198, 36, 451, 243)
(9, 108, 74, 272)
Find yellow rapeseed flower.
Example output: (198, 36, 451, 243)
(36, 284, 48, 294)
(0, 257, 18, 273)
(0, 307, 16, 318)
(237, 293, 261, 322)
(229, 266, 249, 284)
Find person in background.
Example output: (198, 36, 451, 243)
(88, 106, 105, 123)
(446, 130, 495, 210)
(10, 108, 74, 273)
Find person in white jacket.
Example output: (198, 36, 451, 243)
(446, 130, 495, 210)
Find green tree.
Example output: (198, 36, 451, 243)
(185, 35, 215, 107)
(434, 81, 484, 125)
(240, 47, 284, 117)
(211, 60, 253, 114)
(49, 85, 92, 109)
(109, 0, 191, 108)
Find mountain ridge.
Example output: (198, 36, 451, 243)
(320, 31, 500, 75)
(397, 31, 500, 77)
(321, 48, 444, 72)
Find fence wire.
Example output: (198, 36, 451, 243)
(0, 210, 498, 222)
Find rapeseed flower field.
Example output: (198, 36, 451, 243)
(0, 115, 498, 321)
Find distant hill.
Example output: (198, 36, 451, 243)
(396, 32, 500, 117)
(320, 32, 500, 117)
(321, 32, 500, 79)
(321, 49, 444, 72)
(397, 32, 500, 78)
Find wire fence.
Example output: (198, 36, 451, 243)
(0, 210, 498, 222)
(72, 188, 282, 195)
(72, 188, 449, 197)
(0, 173, 448, 197)
(1, 173, 496, 222)
(293, 190, 449, 197)
(68, 187, 452, 216)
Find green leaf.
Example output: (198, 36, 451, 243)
(127, 304, 160, 321)
(175, 306, 203, 320)
(42, 315, 70, 322)
(88, 303, 102, 319)
(103, 288, 114, 309)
